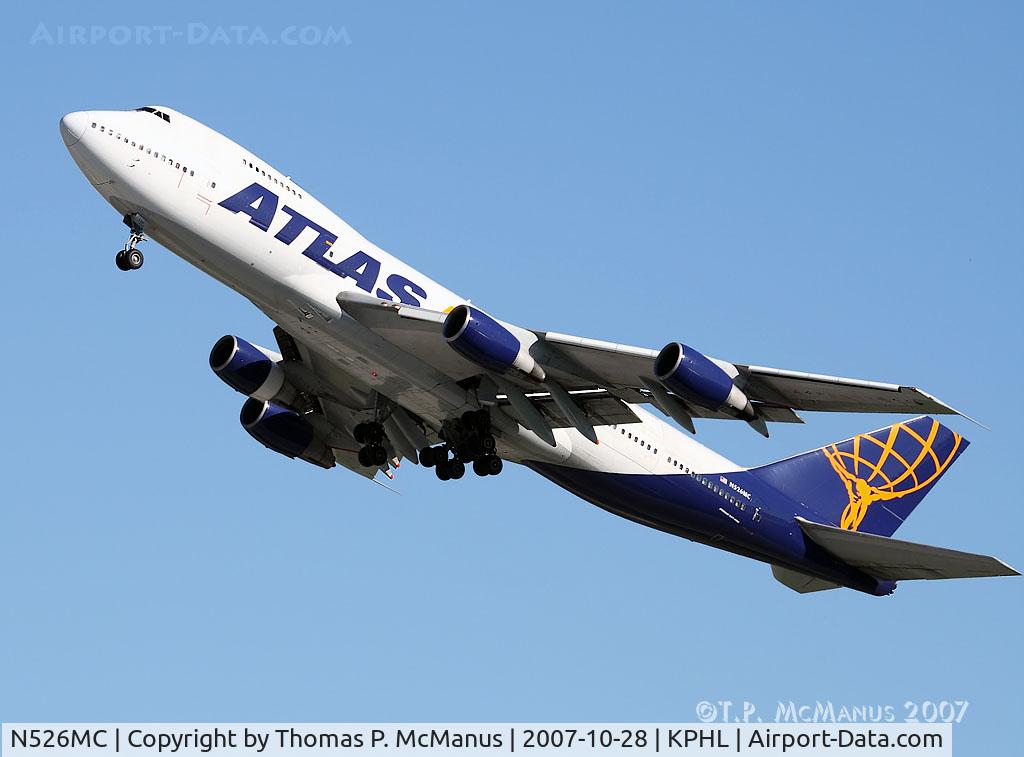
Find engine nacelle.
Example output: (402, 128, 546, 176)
(239, 398, 335, 468)
(210, 335, 292, 402)
(442, 304, 545, 380)
(654, 342, 754, 418)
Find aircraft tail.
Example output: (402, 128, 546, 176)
(750, 416, 968, 537)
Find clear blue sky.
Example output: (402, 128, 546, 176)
(1, 1, 1021, 751)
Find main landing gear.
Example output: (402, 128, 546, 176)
(419, 409, 503, 482)
(354, 421, 389, 467)
(115, 213, 146, 271)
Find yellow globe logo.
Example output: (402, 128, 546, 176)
(823, 418, 963, 531)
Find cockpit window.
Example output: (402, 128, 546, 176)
(135, 106, 170, 123)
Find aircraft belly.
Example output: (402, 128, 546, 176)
(529, 463, 758, 547)
(527, 462, 892, 593)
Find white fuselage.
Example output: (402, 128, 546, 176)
(60, 106, 740, 480)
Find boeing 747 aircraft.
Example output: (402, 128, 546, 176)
(60, 106, 1017, 595)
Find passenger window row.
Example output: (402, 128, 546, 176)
(610, 425, 761, 523)
(243, 158, 302, 199)
(693, 473, 747, 511)
(90, 121, 216, 188)
(666, 455, 691, 474)
(617, 426, 657, 455)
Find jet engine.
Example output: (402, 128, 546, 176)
(239, 398, 335, 468)
(209, 335, 293, 402)
(442, 304, 545, 380)
(653, 341, 756, 419)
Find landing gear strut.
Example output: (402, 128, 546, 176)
(422, 409, 503, 481)
(116, 213, 146, 271)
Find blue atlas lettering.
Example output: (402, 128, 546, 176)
(218, 183, 279, 231)
(217, 183, 430, 305)
(385, 273, 427, 307)
(334, 251, 381, 293)
(275, 206, 338, 260)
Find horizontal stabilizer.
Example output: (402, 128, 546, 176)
(797, 517, 1020, 581)
(771, 564, 841, 593)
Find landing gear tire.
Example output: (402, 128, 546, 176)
(419, 446, 436, 467)
(473, 455, 503, 476)
(115, 251, 130, 271)
(435, 462, 451, 481)
(357, 443, 387, 468)
(480, 434, 496, 454)
(449, 460, 465, 480)
(125, 249, 144, 270)
(354, 422, 385, 444)
(354, 423, 369, 444)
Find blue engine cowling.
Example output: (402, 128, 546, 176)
(442, 304, 544, 379)
(239, 398, 334, 468)
(210, 335, 288, 401)
(654, 342, 752, 417)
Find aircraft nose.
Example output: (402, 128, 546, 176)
(59, 111, 90, 147)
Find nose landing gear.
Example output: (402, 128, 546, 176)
(116, 213, 146, 271)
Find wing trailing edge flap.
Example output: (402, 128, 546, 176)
(652, 398, 803, 424)
(332, 449, 378, 480)
(495, 387, 641, 430)
(796, 518, 1020, 581)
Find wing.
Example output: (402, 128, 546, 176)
(537, 330, 964, 416)
(272, 327, 432, 479)
(334, 292, 970, 436)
